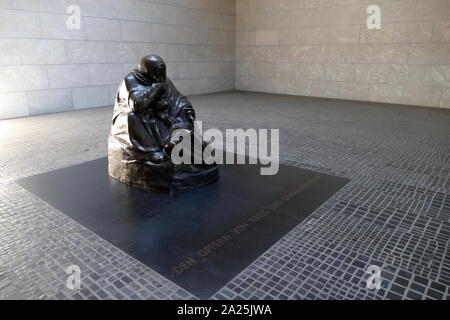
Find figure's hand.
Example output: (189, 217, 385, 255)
(152, 82, 168, 95)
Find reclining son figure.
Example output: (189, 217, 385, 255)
(108, 55, 219, 193)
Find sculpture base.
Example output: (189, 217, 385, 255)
(16, 157, 349, 299)
(108, 158, 219, 194)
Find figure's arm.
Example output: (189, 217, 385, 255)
(129, 83, 166, 113)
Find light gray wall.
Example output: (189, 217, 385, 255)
(235, 0, 450, 109)
(2, 0, 450, 120)
(0, 0, 235, 119)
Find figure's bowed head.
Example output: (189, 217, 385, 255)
(138, 55, 167, 83)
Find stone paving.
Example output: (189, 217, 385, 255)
(0, 91, 449, 300)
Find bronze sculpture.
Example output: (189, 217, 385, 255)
(108, 55, 219, 193)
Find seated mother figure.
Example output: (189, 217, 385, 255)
(108, 55, 218, 193)
(110, 55, 195, 164)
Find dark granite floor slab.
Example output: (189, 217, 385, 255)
(16, 157, 349, 298)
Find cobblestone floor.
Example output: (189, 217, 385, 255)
(0, 91, 449, 300)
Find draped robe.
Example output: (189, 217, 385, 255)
(109, 70, 195, 161)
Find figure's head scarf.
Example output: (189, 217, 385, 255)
(134, 55, 166, 85)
